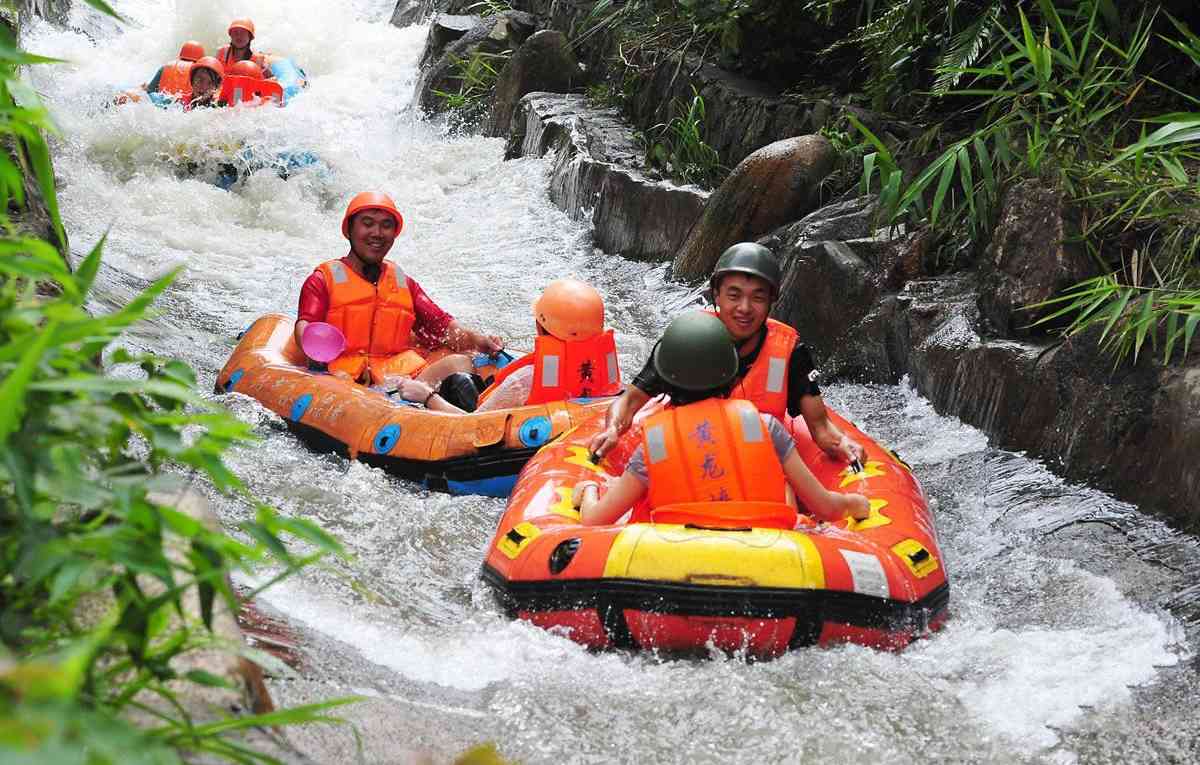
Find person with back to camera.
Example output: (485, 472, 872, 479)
(588, 242, 866, 465)
(573, 311, 870, 526)
(405, 278, 623, 413)
(294, 192, 504, 411)
(142, 40, 205, 100)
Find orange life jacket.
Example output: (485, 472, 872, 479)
(219, 75, 284, 106)
(318, 259, 416, 359)
(157, 60, 192, 97)
(641, 398, 796, 529)
(722, 316, 798, 419)
(479, 330, 621, 406)
(216, 47, 268, 69)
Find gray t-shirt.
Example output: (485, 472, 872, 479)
(625, 413, 795, 484)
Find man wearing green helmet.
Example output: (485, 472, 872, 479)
(574, 312, 869, 526)
(588, 242, 865, 464)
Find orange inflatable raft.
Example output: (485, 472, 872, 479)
(215, 314, 613, 495)
(481, 403, 949, 655)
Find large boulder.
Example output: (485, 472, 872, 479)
(978, 179, 1098, 336)
(672, 135, 835, 281)
(414, 11, 537, 116)
(486, 30, 578, 137)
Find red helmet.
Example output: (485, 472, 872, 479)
(228, 18, 256, 39)
(229, 60, 263, 79)
(341, 192, 404, 239)
(178, 40, 204, 62)
(190, 56, 224, 82)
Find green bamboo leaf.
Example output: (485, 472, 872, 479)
(1018, 9, 1039, 77)
(21, 129, 68, 254)
(73, 233, 107, 301)
(1164, 310, 1180, 363)
(957, 145, 976, 220)
(930, 154, 957, 225)
(861, 152, 877, 194)
(846, 113, 895, 171)
(1132, 295, 1154, 361)
(0, 319, 59, 446)
(880, 168, 902, 221)
(1184, 313, 1200, 358)
(241, 521, 294, 565)
(1099, 288, 1133, 342)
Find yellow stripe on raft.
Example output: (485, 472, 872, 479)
(602, 525, 825, 589)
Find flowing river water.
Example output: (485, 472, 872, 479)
(23, 1, 1200, 762)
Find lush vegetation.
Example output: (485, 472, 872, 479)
(1, 4, 354, 763)
(578, 0, 1200, 364)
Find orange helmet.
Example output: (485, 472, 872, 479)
(178, 40, 205, 62)
(341, 192, 404, 239)
(190, 56, 224, 82)
(533, 279, 605, 341)
(229, 60, 263, 79)
(228, 18, 256, 39)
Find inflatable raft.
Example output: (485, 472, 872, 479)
(481, 403, 949, 655)
(216, 314, 614, 496)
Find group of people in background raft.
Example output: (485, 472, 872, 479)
(135, 18, 285, 109)
(299, 191, 873, 527)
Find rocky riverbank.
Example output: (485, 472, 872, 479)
(399, 1, 1200, 528)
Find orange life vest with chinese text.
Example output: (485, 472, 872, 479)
(641, 398, 796, 529)
(478, 330, 622, 406)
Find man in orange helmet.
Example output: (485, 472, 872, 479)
(217, 18, 268, 69)
(294, 192, 504, 410)
(143, 40, 205, 100)
(468, 279, 622, 412)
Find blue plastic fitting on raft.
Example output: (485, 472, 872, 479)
(518, 416, 552, 448)
(290, 393, 313, 421)
(224, 369, 245, 392)
(373, 424, 402, 454)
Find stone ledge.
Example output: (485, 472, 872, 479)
(507, 92, 708, 261)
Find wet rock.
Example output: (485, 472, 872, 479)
(978, 179, 1097, 336)
(414, 11, 537, 116)
(673, 135, 835, 281)
(507, 92, 707, 261)
(891, 275, 1200, 527)
(390, 0, 437, 28)
(417, 13, 481, 70)
(486, 30, 578, 137)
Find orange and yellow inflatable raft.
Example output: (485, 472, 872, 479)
(215, 314, 612, 495)
(481, 404, 949, 655)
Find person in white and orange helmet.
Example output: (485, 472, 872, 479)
(294, 192, 504, 410)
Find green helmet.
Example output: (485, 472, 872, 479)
(652, 311, 739, 392)
(710, 242, 782, 297)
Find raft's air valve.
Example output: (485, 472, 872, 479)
(892, 539, 939, 578)
(548, 538, 581, 574)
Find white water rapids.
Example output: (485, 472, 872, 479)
(23, 1, 1200, 762)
